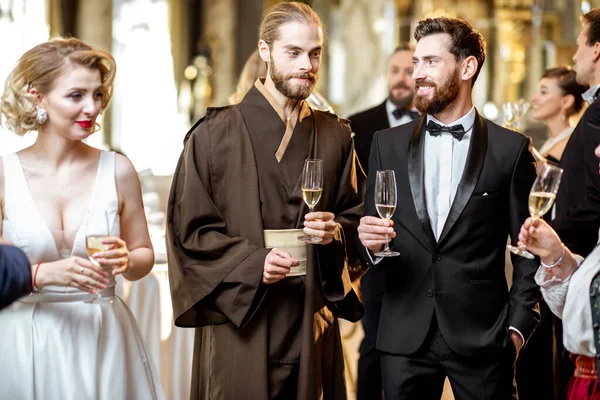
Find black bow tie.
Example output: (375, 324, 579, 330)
(426, 120, 466, 141)
(392, 108, 420, 120)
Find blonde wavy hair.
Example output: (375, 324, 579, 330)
(0, 37, 116, 136)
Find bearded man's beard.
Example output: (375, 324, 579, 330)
(270, 57, 318, 100)
(413, 69, 460, 115)
(388, 84, 414, 109)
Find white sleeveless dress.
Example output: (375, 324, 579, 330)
(0, 151, 166, 400)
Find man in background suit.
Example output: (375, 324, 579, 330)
(0, 240, 32, 310)
(358, 17, 541, 399)
(551, 8, 600, 258)
(348, 43, 418, 400)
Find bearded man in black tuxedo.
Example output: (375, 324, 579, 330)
(357, 17, 541, 399)
(348, 43, 418, 400)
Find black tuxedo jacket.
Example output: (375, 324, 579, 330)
(551, 98, 600, 257)
(0, 244, 31, 310)
(349, 101, 390, 176)
(361, 113, 541, 357)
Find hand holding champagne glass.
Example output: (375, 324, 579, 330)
(298, 158, 324, 244)
(507, 163, 563, 259)
(85, 209, 110, 303)
(374, 170, 400, 257)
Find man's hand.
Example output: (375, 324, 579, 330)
(303, 212, 337, 245)
(357, 216, 396, 255)
(510, 331, 523, 354)
(262, 248, 299, 284)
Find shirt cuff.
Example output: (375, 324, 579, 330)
(508, 326, 524, 346)
(365, 247, 383, 265)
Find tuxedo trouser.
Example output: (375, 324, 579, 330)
(381, 319, 517, 400)
(357, 267, 386, 400)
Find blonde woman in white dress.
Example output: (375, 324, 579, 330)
(0, 37, 165, 400)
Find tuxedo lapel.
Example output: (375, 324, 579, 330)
(408, 117, 437, 247)
(374, 101, 390, 131)
(437, 113, 488, 246)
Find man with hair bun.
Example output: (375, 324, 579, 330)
(167, 2, 363, 399)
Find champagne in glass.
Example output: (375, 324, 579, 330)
(507, 164, 563, 259)
(298, 159, 324, 244)
(84, 209, 110, 303)
(302, 188, 323, 209)
(528, 192, 556, 218)
(374, 170, 400, 257)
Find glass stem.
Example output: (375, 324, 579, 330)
(307, 206, 314, 238)
(383, 233, 389, 252)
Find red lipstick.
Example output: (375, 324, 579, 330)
(76, 120, 93, 129)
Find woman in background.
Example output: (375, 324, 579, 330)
(0, 37, 165, 399)
(531, 67, 586, 166)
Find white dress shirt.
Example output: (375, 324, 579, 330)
(582, 84, 600, 105)
(424, 108, 475, 239)
(385, 99, 418, 128)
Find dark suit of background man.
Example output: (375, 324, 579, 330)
(357, 17, 541, 400)
(348, 43, 419, 400)
(0, 242, 32, 310)
(551, 9, 600, 258)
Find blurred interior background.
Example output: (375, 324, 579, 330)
(0, 1, 598, 399)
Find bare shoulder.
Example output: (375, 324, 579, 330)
(114, 153, 141, 193)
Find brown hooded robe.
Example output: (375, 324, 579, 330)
(166, 84, 364, 400)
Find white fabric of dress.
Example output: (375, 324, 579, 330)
(0, 151, 165, 400)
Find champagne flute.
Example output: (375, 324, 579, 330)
(84, 209, 110, 303)
(507, 163, 563, 259)
(298, 158, 324, 244)
(374, 170, 400, 257)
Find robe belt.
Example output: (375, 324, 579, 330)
(263, 229, 307, 277)
(18, 287, 116, 303)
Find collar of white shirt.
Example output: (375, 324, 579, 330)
(582, 84, 600, 105)
(385, 99, 418, 127)
(426, 106, 476, 136)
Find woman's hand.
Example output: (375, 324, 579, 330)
(36, 256, 109, 294)
(93, 236, 130, 276)
(518, 217, 563, 262)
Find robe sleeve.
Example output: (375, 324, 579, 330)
(316, 126, 365, 322)
(166, 122, 270, 329)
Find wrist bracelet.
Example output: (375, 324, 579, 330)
(32, 262, 43, 291)
(541, 244, 565, 270)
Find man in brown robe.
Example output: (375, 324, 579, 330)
(166, 3, 363, 399)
